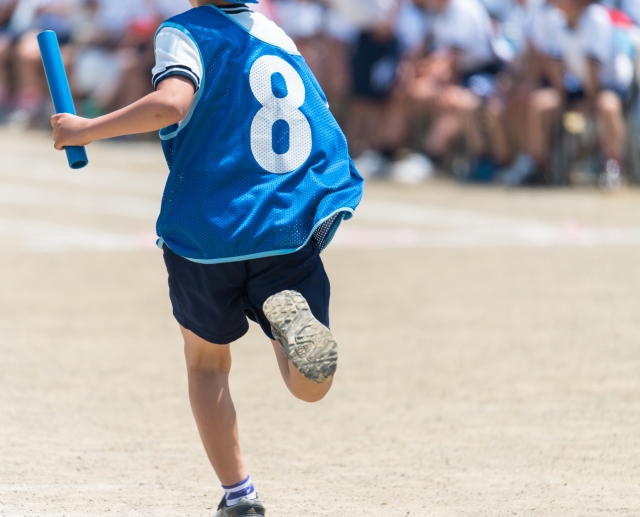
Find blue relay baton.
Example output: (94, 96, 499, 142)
(37, 30, 89, 169)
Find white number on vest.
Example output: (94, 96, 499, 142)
(249, 55, 312, 174)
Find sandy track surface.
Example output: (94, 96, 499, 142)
(0, 130, 639, 516)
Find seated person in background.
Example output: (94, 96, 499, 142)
(71, 0, 145, 116)
(479, 0, 515, 21)
(525, 0, 632, 187)
(498, 0, 565, 184)
(0, 0, 17, 112)
(345, 6, 403, 161)
(272, 0, 325, 74)
(71, 0, 190, 117)
(320, 5, 358, 120)
(347, 0, 434, 181)
(411, 0, 511, 178)
(9, 0, 75, 126)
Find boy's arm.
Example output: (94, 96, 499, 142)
(51, 76, 195, 151)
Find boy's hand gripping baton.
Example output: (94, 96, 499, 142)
(37, 30, 89, 170)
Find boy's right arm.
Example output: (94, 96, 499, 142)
(51, 76, 195, 151)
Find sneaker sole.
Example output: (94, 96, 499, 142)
(263, 290, 337, 384)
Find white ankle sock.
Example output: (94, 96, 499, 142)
(222, 475, 257, 506)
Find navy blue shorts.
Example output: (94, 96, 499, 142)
(162, 239, 331, 344)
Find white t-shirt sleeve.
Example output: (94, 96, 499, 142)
(152, 26, 203, 92)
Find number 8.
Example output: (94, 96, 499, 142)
(249, 55, 313, 174)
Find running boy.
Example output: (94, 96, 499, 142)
(51, 1, 364, 515)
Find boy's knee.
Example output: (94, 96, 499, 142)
(182, 328, 232, 373)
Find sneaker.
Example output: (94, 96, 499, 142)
(263, 290, 338, 384)
(599, 158, 623, 191)
(214, 496, 266, 517)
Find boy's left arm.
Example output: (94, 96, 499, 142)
(51, 76, 195, 150)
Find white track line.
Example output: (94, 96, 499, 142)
(1, 155, 166, 196)
(0, 181, 159, 220)
(1, 188, 639, 251)
(334, 200, 640, 248)
(0, 218, 156, 252)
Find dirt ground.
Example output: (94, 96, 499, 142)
(1, 129, 639, 516)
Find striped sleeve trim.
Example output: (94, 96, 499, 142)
(153, 65, 200, 92)
(218, 5, 252, 14)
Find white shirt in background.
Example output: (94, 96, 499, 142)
(558, 3, 632, 91)
(91, 0, 147, 34)
(501, 0, 540, 56)
(272, 0, 324, 39)
(478, 0, 514, 21)
(9, 0, 73, 34)
(396, 0, 429, 54)
(324, 0, 396, 30)
(525, 0, 564, 56)
(431, 0, 496, 73)
(152, 0, 192, 19)
(324, 7, 358, 43)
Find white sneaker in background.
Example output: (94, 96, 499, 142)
(8, 109, 32, 132)
(353, 150, 390, 179)
(599, 158, 623, 192)
(390, 153, 435, 184)
(498, 153, 535, 186)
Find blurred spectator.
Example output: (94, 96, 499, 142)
(273, 0, 331, 109)
(71, 0, 190, 117)
(320, 6, 357, 114)
(0, 0, 17, 111)
(9, 0, 76, 126)
(410, 0, 510, 180)
(4, 0, 190, 126)
(498, 0, 565, 185)
(347, 11, 401, 155)
(479, 0, 514, 20)
(0, 0, 637, 189)
(525, 0, 633, 187)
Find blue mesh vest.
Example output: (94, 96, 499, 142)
(155, 6, 364, 263)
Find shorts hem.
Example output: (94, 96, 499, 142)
(173, 313, 250, 345)
(249, 311, 275, 341)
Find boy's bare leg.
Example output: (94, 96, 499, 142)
(271, 341, 333, 403)
(181, 326, 247, 486)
